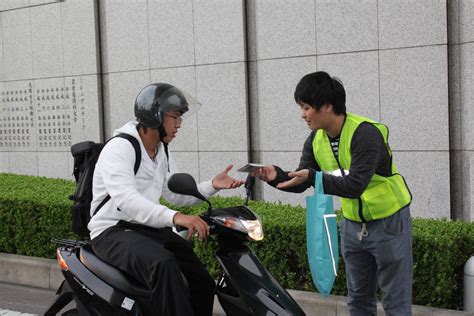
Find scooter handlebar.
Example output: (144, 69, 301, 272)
(174, 215, 214, 234)
(175, 225, 187, 232)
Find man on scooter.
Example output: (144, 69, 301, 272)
(88, 83, 245, 315)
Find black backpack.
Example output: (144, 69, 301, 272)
(69, 133, 141, 237)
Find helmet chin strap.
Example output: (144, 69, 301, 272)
(157, 124, 167, 139)
(156, 124, 170, 172)
(156, 111, 168, 139)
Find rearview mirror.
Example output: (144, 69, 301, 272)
(168, 173, 210, 206)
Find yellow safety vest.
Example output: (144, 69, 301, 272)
(313, 113, 411, 222)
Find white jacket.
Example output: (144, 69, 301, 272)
(88, 121, 218, 240)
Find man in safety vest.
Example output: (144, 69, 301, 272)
(253, 71, 413, 316)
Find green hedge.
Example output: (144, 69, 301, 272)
(0, 173, 77, 257)
(1, 173, 473, 310)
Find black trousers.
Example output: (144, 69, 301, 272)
(91, 221, 215, 316)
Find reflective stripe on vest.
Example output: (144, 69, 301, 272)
(312, 112, 412, 222)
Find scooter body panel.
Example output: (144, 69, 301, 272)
(215, 244, 306, 316)
(44, 247, 146, 315)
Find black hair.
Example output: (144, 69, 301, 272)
(294, 71, 346, 115)
(136, 122, 148, 134)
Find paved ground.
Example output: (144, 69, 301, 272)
(1, 269, 472, 316)
(0, 282, 225, 316)
(0, 310, 35, 316)
(0, 282, 73, 315)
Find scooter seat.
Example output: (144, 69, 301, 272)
(80, 244, 151, 298)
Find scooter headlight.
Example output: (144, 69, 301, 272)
(214, 216, 264, 241)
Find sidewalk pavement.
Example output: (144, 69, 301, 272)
(0, 310, 35, 316)
(0, 252, 472, 316)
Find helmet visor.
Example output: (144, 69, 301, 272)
(157, 87, 201, 119)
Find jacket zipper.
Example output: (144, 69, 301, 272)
(358, 198, 366, 222)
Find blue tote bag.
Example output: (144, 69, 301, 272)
(306, 171, 339, 297)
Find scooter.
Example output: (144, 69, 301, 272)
(44, 173, 305, 316)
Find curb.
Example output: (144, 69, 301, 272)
(0, 253, 472, 316)
(0, 253, 62, 291)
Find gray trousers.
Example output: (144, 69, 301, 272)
(340, 206, 413, 316)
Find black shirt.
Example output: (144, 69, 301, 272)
(268, 121, 392, 199)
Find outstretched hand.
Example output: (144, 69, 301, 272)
(212, 165, 245, 189)
(276, 169, 309, 189)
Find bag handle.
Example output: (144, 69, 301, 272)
(315, 171, 324, 195)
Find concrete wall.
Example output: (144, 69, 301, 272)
(247, 0, 451, 219)
(98, 0, 249, 196)
(448, 0, 474, 222)
(0, 0, 101, 179)
(0, 0, 471, 221)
